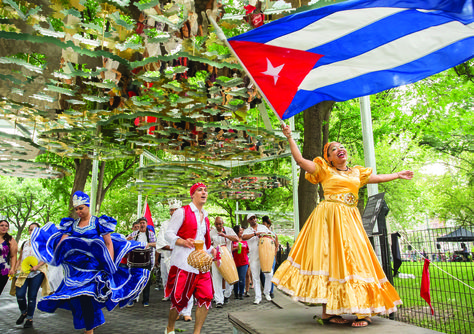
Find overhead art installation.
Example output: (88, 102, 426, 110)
(0, 0, 295, 198)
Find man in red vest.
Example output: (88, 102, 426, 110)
(164, 183, 217, 334)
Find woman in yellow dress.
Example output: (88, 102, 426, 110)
(272, 124, 414, 328)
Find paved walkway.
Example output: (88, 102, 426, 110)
(1, 279, 442, 334)
(0, 280, 278, 334)
(230, 292, 442, 334)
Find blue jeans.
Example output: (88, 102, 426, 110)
(234, 264, 248, 297)
(16, 272, 44, 319)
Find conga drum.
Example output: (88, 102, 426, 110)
(187, 240, 213, 273)
(217, 245, 238, 284)
(127, 248, 152, 268)
(259, 236, 275, 273)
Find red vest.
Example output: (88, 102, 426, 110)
(177, 205, 211, 249)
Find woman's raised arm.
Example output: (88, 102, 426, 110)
(281, 124, 316, 174)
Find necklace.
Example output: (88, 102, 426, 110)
(336, 166, 350, 172)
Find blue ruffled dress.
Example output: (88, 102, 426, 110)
(31, 216, 150, 330)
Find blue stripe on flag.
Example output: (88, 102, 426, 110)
(309, 10, 464, 66)
(285, 36, 474, 119)
(229, 1, 472, 44)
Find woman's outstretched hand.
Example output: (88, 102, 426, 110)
(281, 123, 292, 139)
(397, 170, 414, 180)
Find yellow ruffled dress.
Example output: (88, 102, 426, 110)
(272, 157, 401, 316)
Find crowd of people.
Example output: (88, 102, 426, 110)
(0, 185, 279, 334)
(0, 125, 415, 332)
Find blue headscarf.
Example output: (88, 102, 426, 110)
(72, 191, 90, 208)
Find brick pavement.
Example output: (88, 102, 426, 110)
(1, 280, 278, 334)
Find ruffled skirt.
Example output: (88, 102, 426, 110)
(272, 201, 401, 316)
(32, 223, 150, 330)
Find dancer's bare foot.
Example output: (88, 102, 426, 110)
(352, 317, 372, 327)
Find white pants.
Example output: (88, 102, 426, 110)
(249, 256, 273, 302)
(180, 297, 194, 317)
(160, 256, 170, 288)
(211, 262, 232, 304)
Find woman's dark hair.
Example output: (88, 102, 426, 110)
(232, 225, 241, 236)
(29, 222, 41, 229)
(0, 220, 13, 265)
(262, 216, 270, 225)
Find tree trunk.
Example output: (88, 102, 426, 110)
(96, 161, 106, 213)
(298, 101, 334, 230)
(69, 159, 92, 216)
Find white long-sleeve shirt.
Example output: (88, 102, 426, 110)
(165, 203, 213, 274)
(243, 224, 270, 261)
(210, 226, 237, 250)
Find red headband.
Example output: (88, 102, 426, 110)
(323, 141, 335, 163)
(190, 182, 206, 197)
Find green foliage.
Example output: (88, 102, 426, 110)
(0, 176, 67, 241)
(49, 16, 64, 32)
(394, 261, 474, 334)
(277, 235, 294, 247)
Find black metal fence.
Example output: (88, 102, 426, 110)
(386, 227, 474, 334)
(275, 243, 291, 270)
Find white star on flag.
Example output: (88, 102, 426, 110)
(261, 58, 284, 85)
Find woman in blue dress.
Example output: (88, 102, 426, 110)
(31, 191, 150, 334)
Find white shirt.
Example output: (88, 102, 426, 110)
(243, 224, 270, 260)
(156, 220, 171, 260)
(210, 226, 237, 250)
(20, 240, 41, 278)
(165, 203, 213, 274)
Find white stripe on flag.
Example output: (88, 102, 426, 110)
(267, 7, 406, 50)
(299, 20, 474, 91)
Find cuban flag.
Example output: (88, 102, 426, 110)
(228, 0, 474, 120)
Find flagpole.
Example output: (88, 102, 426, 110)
(137, 154, 144, 219)
(142, 195, 148, 217)
(208, 15, 286, 126)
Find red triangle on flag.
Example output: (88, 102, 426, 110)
(229, 40, 323, 118)
(143, 201, 154, 233)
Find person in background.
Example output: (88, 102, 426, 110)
(12, 223, 50, 329)
(260, 216, 278, 298)
(120, 221, 140, 268)
(242, 214, 272, 304)
(0, 219, 17, 295)
(127, 217, 156, 307)
(231, 225, 249, 300)
(210, 216, 237, 308)
(156, 199, 181, 300)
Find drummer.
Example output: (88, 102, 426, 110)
(260, 216, 278, 299)
(242, 214, 272, 304)
(210, 217, 238, 308)
(127, 217, 156, 307)
(156, 199, 181, 300)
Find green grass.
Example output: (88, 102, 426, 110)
(393, 261, 474, 333)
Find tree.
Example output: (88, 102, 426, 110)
(297, 101, 334, 228)
(0, 178, 62, 241)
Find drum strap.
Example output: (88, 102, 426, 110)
(134, 231, 150, 243)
